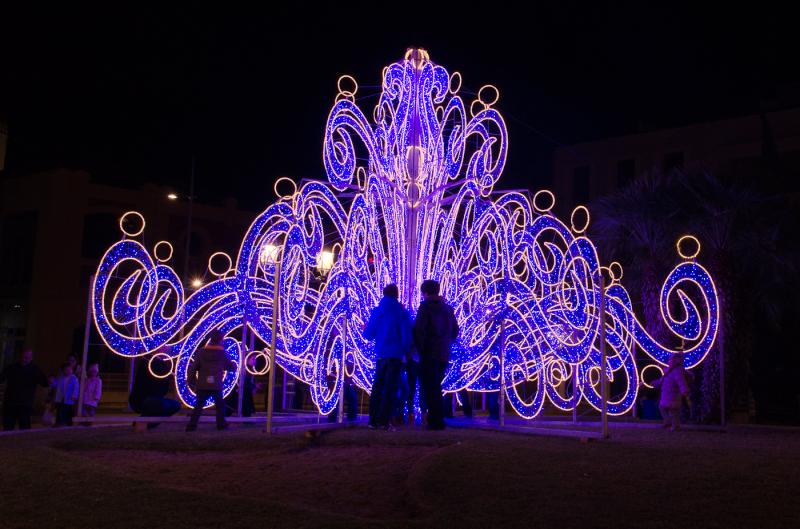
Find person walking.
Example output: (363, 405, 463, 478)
(413, 280, 459, 430)
(0, 349, 49, 430)
(364, 283, 412, 430)
(653, 352, 691, 431)
(186, 330, 235, 432)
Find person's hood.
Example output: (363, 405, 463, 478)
(422, 295, 445, 304)
(379, 296, 403, 309)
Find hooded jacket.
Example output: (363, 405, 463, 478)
(413, 295, 459, 363)
(188, 345, 236, 391)
(363, 296, 412, 360)
(654, 366, 690, 408)
(0, 362, 48, 407)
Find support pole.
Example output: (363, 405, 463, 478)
(237, 313, 247, 417)
(600, 270, 609, 439)
(77, 275, 94, 417)
(499, 317, 506, 427)
(266, 245, 283, 434)
(719, 341, 726, 428)
(248, 323, 255, 413)
(572, 365, 578, 424)
(182, 157, 195, 284)
(337, 309, 347, 424)
(282, 368, 287, 411)
(127, 358, 135, 411)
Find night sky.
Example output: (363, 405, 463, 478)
(2, 4, 796, 210)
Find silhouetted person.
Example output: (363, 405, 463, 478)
(186, 330, 235, 432)
(405, 345, 426, 424)
(0, 349, 48, 430)
(291, 380, 307, 410)
(327, 378, 359, 423)
(364, 283, 412, 430)
(444, 390, 473, 419)
(66, 354, 82, 381)
(129, 352, 181, 429)
(413, 280, 459, 430)
(653, 352, 691, 431)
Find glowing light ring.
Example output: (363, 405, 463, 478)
(641, 364, 664, 389)
(337, 74, 358, 97)
(154, 241, 173, 263)
(449, 71, 462, 94)
(148, 352, 174, 379)
(609, 261, 623, 282)
(478, 84, 500, 107)
(92, 52, 718, 418)
(119, 211, 145, 237)
(245, 350, 270, 376)
(208, 252, 233, 277)
(570, 205, 590, 234)
(533, 190, 555, 213)
(274, 177, 297, 199)
(676, 235, 701, 260)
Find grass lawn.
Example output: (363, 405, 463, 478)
(1, 423, 798, 528)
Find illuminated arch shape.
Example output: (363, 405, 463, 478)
(92, 50, 719, 415)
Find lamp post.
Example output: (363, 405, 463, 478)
(263, 238, 288, 434)
(599, 269, 609, 439)
(167, 157, 196, 285)
(168, 157, 197, 344)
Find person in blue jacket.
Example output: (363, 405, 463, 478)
(364, 283, 412, 430)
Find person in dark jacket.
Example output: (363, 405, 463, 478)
(364, 283, 412, 430)
(327, 378, 359, 423)
(0, 349, 49, 430)
(405, 345, 426, 424)
(186, 330, 236, 431)
(413, 280, 459, 430)
(129, 351, 181, 429)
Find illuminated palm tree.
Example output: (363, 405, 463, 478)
(676, 170, 791, 421)
(592, 172, 680, 349)
(593, 168, 792, 422)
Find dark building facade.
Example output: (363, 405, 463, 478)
(552, 107, 800, 211)
(0, 169, 255, 374)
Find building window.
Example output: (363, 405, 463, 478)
(663, 151, 684, 173)
(573, 166, 591, 204)
(617, 159, 636, 188)
(0, 212, 38, 286)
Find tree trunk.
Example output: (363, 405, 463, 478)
(698, 258, 742, 423)
(641, 262, 668, 346)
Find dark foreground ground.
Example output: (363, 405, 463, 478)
(1, 423, 798, 529)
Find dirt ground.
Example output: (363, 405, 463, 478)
(1, 423, 798, 529)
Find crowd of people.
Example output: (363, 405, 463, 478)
(1, 279, 692, 433)
(0, 350, 103, 431)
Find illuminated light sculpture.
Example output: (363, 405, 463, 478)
(92, 49, 719, 417)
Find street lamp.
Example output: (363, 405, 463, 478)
(164, 157, 196, 288)
(259, 244, 280, 266)
(316, 250, 334, 275)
